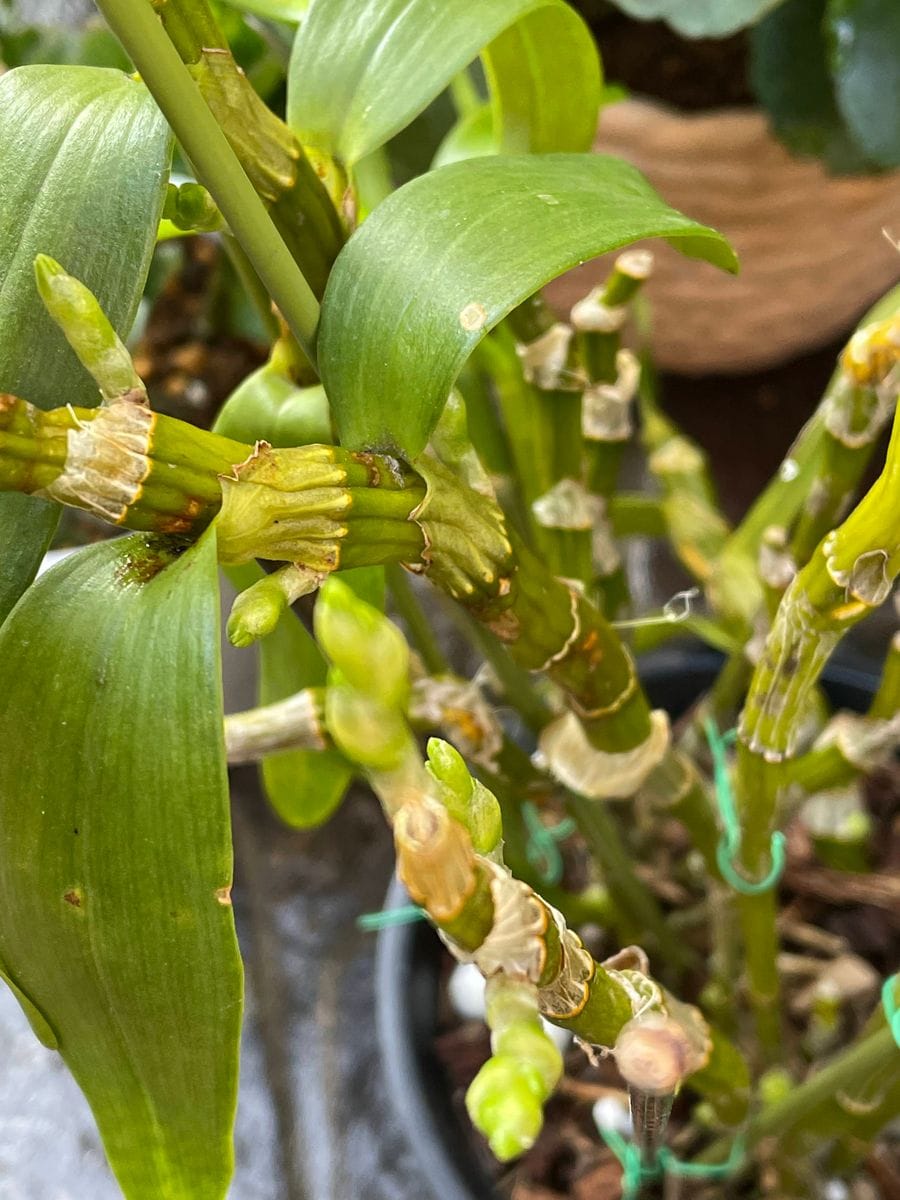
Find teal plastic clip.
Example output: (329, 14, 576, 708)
(356, 904, 425, 932)
(522, 800, 576, 886)
(882, 974, 900, 1047)
(600, 1128, 745, 1197)
(704, 718, 785, 896)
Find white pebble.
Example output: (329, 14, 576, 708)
(447, 962, 486, 1021)
(823, 1182, 849, 1200)
(592, 1095, 633, 1137)
(448, 964, 576, 1055)
(541, 1017, 573, 1054)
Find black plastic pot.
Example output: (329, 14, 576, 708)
(375, 646, 880, 1200)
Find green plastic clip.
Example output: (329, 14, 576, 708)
(882, 974, 900, 1047)
(522, 800, 576, 886)
(600, 1127, 745, 1197)
(356, 904, 425, 932)
(705, 718, 785, 896)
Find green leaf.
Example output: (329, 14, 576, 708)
(750, 0, 872, 171)
(482, 5, 600, 154)
(828, 0, 900, 167)
(608, 0, 782, 37)
(0, 526, 242, 1199)
(287, 0, 600, 165)
(433, 105, 498, 170)
(0, 65, 171, 622)
(219, 0, 311, 22)
(319, 153, 738, 457)
(214, 366, 333, 446)
(0, 496, 58, 626)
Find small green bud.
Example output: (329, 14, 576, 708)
(227, 564, 324, 648)
(426, 738, 503, 854)
(493, 1022, 563, 1094)
(34, 255, 143, 402)
(466, 1057, 545, 1161)
(227, 580, 288, 648)
(426, 738, 471, 795)
(325, 674, 413, 770)
(315, 577, 409, 706)
(468, 779, 503, 854)
(759, 1067, 793, 1108)
(163, 181, 224, 233)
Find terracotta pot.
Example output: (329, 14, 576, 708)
(546, 99, 900, 375)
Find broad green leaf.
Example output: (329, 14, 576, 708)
(0, 65, 171, 622)
(433, 105, 498, 170)
(0, 496, 58, 626)
(608, 0, 782, 37)
(0, 526, 242, 1200)
(319, 153, 738, 457)
(750, 0, 872, 171)
(482, 5, 600, 154)
(287, 0, 600, 165)
(828, 0, 900, 167)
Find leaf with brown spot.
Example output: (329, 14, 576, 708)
(0, 524, 242, 1199)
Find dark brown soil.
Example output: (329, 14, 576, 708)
(575, 7, 754, 111)
(132, 237, 266, 430)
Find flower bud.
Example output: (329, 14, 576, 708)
(164, 181, 224, 233)
(227, 564, 324, 647)
(465, 1056, 545, 1161)
(426, 737, 471, 796)
(426, 738, 503, 854)
(325, 674, 412, 770)
(34, 255, 143, 402)
(227, 580, 286, 648)
(493, 1022, 563, 1093)
(315, 577, 409, 706)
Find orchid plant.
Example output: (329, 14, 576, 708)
(0, 1, 897, 1197)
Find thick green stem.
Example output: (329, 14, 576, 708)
(734, 401, 900, 1058)
(724, 284, 900, 567)
(387, 565, 450, 676)
(155, 0, 344, 297)
(702, 1024, 899, 1164)
(95, 0, 322, 360)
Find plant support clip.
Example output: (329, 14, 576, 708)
(705, 719, 786, 896)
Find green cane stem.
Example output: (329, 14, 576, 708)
(701, 1022, 899, 1164)
(95, 0, 323, 361)
(575, 251, 652, 509)
(734, 400, 900, 1057)
(784, 631, 900, 793)
(0, 391, 727, 879)
(153, 0, 344, 298)
(724, 284, 900, 567)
